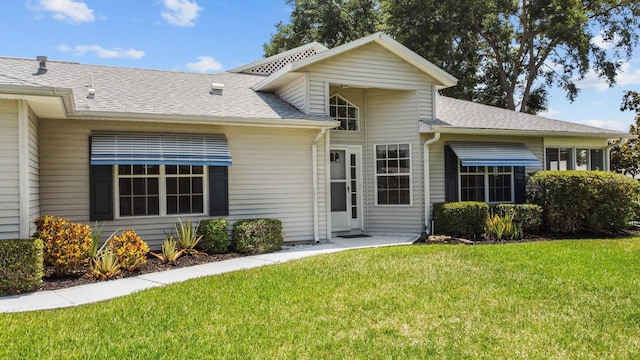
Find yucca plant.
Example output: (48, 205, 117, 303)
(87, 248, 122, 279)
(174, 219, 203, 254)
(150, 236, 185, 264)
(487, 213, 506, 240)
(487, 212, 523, 241)
(88, 221, 106, 260)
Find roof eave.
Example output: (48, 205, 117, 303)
(0, 84, 76, 115)
(70, 110, 340, 129)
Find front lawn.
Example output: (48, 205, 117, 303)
(1, 239, 639, 359)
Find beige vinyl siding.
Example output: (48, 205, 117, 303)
(306, 42, 438, 117)
(426, 133, 544, 206)
(0, 100, 20, 239)
(40, 119, 327, 248)
(275, 73, 307, 113)
(417, 87, 435, 121)
(28, 108, 40, 235)
(308, 77, 327, 114)
(365, 89, 423, 234)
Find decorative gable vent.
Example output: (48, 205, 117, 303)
(243, 48, 319, 75)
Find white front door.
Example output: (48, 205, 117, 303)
(330, 146, 362, 232)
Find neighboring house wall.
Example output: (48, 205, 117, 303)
(0, 100, 20, 239)
(39, 118, 328, 248)
(28, 107, 40, 236)
(426, 133, 544, 206)
(275, 74, 307, 113)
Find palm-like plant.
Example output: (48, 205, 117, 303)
(174, 219, 203, 254)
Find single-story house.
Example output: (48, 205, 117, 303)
(0, 32, 632, 247)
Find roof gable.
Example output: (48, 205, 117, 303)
(229, 42, 328, 76)
(253, 32, 457, 92)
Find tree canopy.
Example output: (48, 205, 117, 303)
(610, 91, 640, 177)
(264, 0, 640, 114)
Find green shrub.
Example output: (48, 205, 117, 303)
(432, 202, 489, 238)
(197, 218, 229, 253)
(232, 218, 283, 254)
(108, 230, 149, 272)
(528, 170, 640, 233)
(0, 239, 44, 296)
(495, 204, 543, 235)
(34, 216, 92, 276)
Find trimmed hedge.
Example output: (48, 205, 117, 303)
(233, 218, 283, 254)
(528, 170, 640, 233)
(495, 204, 543, 235)
(0, 239, 44, 296)
(433, 202, 489, 238)
(197, 218, 229, 253)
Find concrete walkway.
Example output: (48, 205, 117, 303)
(0, 235, 417, 313)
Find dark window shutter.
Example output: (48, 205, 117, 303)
(90, 165, 114, 221)
(514, 166, 526, 204)
(209, 166, 229, 216)
(444, 145, 459, 202)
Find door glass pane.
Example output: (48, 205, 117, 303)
(330, 150, 346, 180)
(331, 183, 347, 211)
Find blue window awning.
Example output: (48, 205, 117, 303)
(449, 142, 541, 167)
(90, 133, 232, 166)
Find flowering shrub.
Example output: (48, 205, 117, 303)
(34, 216, 92, 276)
(108, 230, 149, 271)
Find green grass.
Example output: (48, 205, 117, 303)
(2, 239, 640, 359)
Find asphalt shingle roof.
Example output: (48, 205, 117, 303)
(0, 57, 332, 121)
(429, 95, 627, 136)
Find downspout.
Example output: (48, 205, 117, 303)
(312, 126, 327, 243)
(423, 132, 440, 235)
(605, 137, 626, 171)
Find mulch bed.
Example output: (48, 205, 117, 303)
(40, 252, 243, 292)
(414, 227, 640, 246)
(38, 227, 640, 293)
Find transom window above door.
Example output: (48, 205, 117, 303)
(329, 94, 359, 131)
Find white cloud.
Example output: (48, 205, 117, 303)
(576, 119, 631, 132)
(33, 0, 95, 24)
(575, 61, 640, 92)
(57, 44, 145, 59)
(593, 101, 603, 105)
(538, 107, 561, 117)
(186, 56, 223, 73)
(161, 0, 202, 27)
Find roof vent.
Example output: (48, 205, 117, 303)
(210, 83, 224, 95)
(35, 56, 47, 75)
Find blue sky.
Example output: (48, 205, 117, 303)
(2, 0, 639, 132)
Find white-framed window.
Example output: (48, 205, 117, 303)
(576, 148, 604, 170)
(375, 143, 411, 205)
(460, 165, 513, 203)
(546, 147, 604, 171)
(329, 94, 359, 131)
(116, 164, 207, 218)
